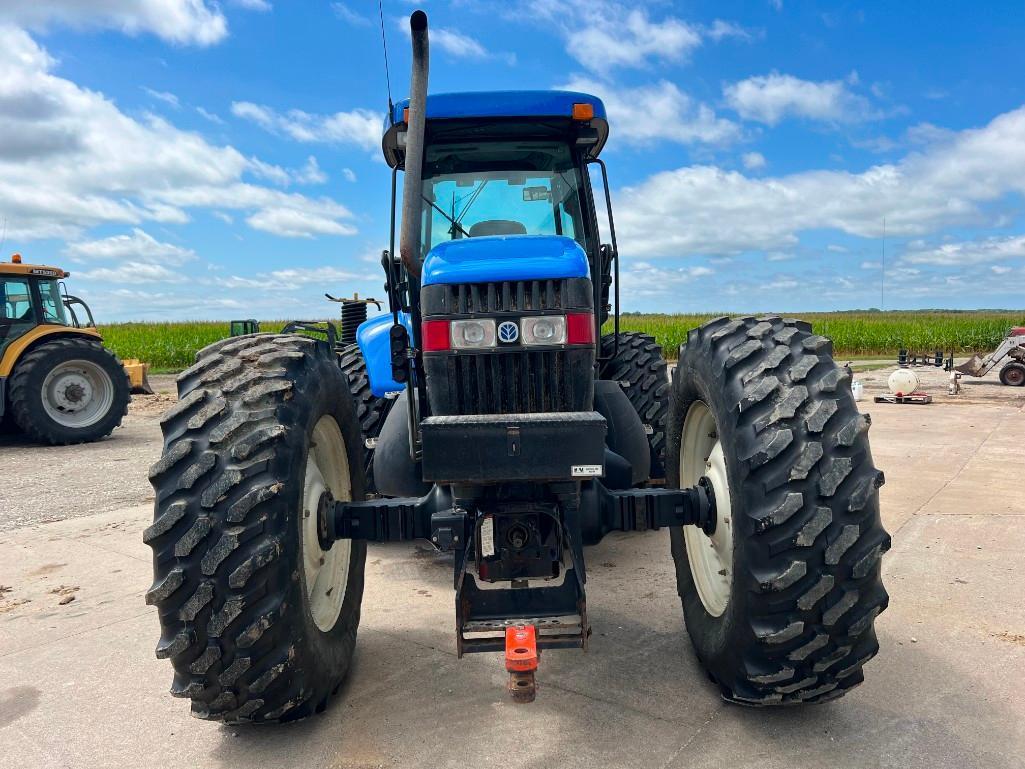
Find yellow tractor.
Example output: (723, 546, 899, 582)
(0, 253, 134, 444)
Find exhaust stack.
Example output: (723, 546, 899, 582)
(399, 10, 429, 280)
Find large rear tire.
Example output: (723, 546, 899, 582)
(667, 316, 890, 705)
(145, 334, 366, 723)
(598, 332, 670, 479)
(9, 337, 129, 445)
(339, 343, 395, 493)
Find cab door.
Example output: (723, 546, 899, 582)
(0, 275, 38, 360)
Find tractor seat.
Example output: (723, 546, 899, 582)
(468, 220, 527, 237)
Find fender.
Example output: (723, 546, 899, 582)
(356, 312, 414, 397)
(0, 325, 102, 378)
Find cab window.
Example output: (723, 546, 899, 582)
(39, 280, 69, 325)
(421, 141, 590, 255)
(0, 276, 36, 354)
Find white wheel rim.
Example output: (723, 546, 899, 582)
(41, 359, 114, 429)
(680, 401, 734, 617)
(301, 415, 353, 632)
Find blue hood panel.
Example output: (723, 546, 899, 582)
(421, 235, 590, 286)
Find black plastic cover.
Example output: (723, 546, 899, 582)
(420, 411, 607, 483)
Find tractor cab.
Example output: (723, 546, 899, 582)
(383, 91, 609, 258)
(0, 256, 77, 358)
(382, 90, 617, 322)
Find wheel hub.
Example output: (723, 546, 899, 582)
(56, 376, 91, 410)
(41, 360, 114, 428)
(680, 401, 735, 618)
(301, 416, 353, 633)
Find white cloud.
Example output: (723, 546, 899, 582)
(0, 29, 356, 240)
(724, 71, 873, 125)
(294, 156, 327, 185)
(396, 18, 510, 63)
(901, 234, 1025, 266)
(704, 20, 752, 42)
(562, 78, 740, 146)
(331, 3, 371, 26)
(246, 207, 356, 238)
(230, 0, 271, 11)
(217, 265, 367, 289)
(78, 262, 188, 284)
(432, 28, 487, 59)
(342, 168, 357, 183)
(742, 151, 766, 170)
(142, 87, 180, 108)
(246, 156, 325, 186)
(231, 100, 380, 150)
(247, 157, 292, 186)
(529, 0, 702, 73)
(618, 260, 714, 297)
(0, 1, 230, 46)
(65, 228, 195, 265)
(195, 106, 224, 124)
(614, 105, 1025, 258)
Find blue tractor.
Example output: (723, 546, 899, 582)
(146, 12, 889, 721)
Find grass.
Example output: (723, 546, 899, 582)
(97, 311, 1025, 371)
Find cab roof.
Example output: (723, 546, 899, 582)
(383, 90, 609, 168)
(1, 257, 69, 278)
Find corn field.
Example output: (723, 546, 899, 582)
(98, 311, 1025, 371)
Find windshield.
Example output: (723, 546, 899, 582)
(421, 141, 589, 254)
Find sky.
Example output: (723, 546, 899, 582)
(1, 0, 1024, 321)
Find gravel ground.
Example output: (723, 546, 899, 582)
(0, 374, 177, 532)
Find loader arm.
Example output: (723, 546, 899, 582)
(954, 332, 1025, 376)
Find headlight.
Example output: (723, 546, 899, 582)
(451, 318, 496, 349)
(521, 315, 567, 346)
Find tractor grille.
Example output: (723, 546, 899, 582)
(421, 277, 595, 417)
(444, 279, 567, 314)
(443, 348, 575, 414)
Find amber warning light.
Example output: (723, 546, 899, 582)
(572, 103, 594, 121)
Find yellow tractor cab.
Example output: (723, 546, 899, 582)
(0, 253, 131, 444)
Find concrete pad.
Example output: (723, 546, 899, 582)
(0, 417, 162, 531)
(666, 513, 1025, 769)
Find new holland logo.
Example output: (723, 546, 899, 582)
(497, 320, 519, 344)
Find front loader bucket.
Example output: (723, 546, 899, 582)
(123, 358, 154, 394)
(953, 355, 987, 377)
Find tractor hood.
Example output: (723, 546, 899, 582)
(421, 235, 589, 287)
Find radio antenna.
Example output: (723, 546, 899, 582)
(379, 0, 394, 123)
